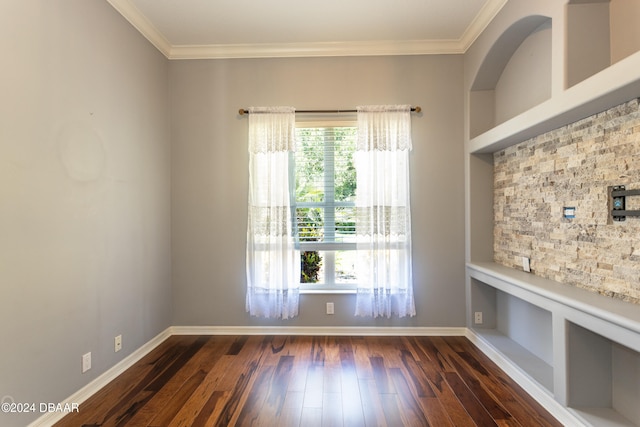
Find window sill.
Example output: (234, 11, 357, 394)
(300, 289, 356, 295)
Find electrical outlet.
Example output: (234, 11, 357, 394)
(326, 302, 334, 315)
(474, 311, 483, 324)
(115, 335, 122, 352)
(82, 352, 91, 373)
(522, 256, 531, 273)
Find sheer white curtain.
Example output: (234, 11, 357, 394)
(246, 106, 300, 319)
(354, 105, 415, 318)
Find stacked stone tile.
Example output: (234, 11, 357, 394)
(494, 99, 640, 304)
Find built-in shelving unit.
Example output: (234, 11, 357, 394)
(468, 0, 640, 152)
(467, 262, 640, 427)
(469, 272, 555, 392)
(465, 2, 640, 426)
(468, 49, 640, 154)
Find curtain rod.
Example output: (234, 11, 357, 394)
(238, 106, 421, 115)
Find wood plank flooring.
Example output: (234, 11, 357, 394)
(55, 335, 562, 427)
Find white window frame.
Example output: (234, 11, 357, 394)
(294, 119, 358, 293)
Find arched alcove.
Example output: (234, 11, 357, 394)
(469, 15, 552, 139)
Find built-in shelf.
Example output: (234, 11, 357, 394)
(467, 262, 640, 427)
(572, 408, 638, 427)
(467, 262, 640, 337)
(472, 328, 554, 392)
(568, 322, 640, 427)
(465, 4, 640, 426)
(468, 50, 640, 154)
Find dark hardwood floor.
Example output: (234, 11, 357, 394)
(55, 335, 561, 426)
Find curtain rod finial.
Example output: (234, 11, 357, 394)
(239, 109, 247, 116)
(414, 106, 421, 113)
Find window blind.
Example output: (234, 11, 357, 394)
(293, 126, 357, 247)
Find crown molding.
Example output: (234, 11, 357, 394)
(168, 39, 465, 60)
(459, 0, 509, 51)
(107, 0, 507, 60)
(106, 0, 172, 57)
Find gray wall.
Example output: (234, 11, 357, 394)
(1, 4, 466, 424)
(170, 55, 466, 328)
(0, 2, 172, 426)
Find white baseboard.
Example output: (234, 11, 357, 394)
(170, 325, 467, 336)
(464, 329, 585, 427)
(27, 328, 172, 427)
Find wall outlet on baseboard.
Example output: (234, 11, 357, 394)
(474, 311, 483, 324)
(82, 352, 91, 373)
(115, 335, 122, 352)
(326, 302, 335, 315)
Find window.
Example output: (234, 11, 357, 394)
(293, 124, 358, 291)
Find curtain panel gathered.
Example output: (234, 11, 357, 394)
(245, 106, 300, 319)
(245, 105, 415, 319)
(354, 105, 415, 318)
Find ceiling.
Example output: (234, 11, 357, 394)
(106, 0, 507, 59)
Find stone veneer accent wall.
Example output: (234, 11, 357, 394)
(494, 99, 640, 304)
